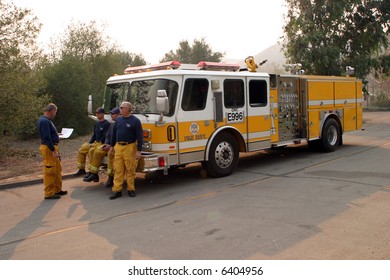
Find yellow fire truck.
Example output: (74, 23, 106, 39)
(89, 60, 363, 177)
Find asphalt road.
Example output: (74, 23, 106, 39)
(0, 111, 389, 260)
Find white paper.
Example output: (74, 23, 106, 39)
(58, 128, 74, 139)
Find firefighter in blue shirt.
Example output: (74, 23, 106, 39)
(109, 101, 143, 200)
(74, 107, 110, 177)
(37, 103, 67, 199)
(83, 107, 120, 184)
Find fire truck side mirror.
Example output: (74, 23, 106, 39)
(157, 90, 169, 114)
(87, 95, 93, 115)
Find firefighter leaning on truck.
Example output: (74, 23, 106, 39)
(83, 107, 120, 187)
(109, 101, 143, 200)
(74, 107, 110, 178)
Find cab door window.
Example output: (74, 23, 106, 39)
(224, 79, 244, 108)
(249, 80, 268, 107)
(181, 78, 209, 111)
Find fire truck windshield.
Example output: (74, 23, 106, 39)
(104, 79, 179, 116)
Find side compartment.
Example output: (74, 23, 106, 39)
(335, 80, 361, 132)
(276, 76, 300, 142)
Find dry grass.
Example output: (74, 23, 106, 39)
(0, 135, 90, 181)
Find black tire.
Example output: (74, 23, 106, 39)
(320, 118, 340, 152)
(204, 132, 239, 178)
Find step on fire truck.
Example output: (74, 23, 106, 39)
(88, 59, 363, 178)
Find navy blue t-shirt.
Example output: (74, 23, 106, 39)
(104, 122, 115, 145)
(111, 115, 143, 151)
(37, 115, 59, 151)
(89, 119, 110, 143)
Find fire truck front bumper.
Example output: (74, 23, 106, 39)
(138, 153, 169, 175)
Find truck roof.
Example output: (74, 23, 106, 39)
(107, 69, 270, 83)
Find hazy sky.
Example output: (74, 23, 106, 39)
(10, 0, 287, 63)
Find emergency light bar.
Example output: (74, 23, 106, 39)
(123, 60, 240, 74)
(124, 61, 181, 74)
(197, 61, 240, 72)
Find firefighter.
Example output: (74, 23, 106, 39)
(37, 103, 67, 199)
(83, 107, 120, 185)
(74, 107, 110, 177)
(109, 101, 143, 200)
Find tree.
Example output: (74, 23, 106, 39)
(50, 21, 110, 61)
(46, 21, 146, 135)
(160, 38, 224, 63)
(374, 34, 390, 79)
(282, 0, 390, 78)
(44, 56, 92, 134)
(0, 0, 48, 137)
(120, 51, 147, 68)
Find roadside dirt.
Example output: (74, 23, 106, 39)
(0, 135, 90, 183)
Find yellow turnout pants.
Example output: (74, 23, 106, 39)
(89, 145, 107, 174)
(77, 141, 101, 170)
(89, 145, 114, 175)
(106, 148, 114, 176)
(39, 144, 62, 198)
(112, 143, 138, 192)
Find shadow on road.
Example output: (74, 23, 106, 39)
(0, 200, 59, 259)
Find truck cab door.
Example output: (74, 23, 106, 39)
(176, 77, 213, 165)
(245, 77, 271, 151)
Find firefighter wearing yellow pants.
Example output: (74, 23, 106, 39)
(105, 149, 114, 178)
(77, 141, 101, 169)
(37, 103, 67, 200)
(74, 107, 110, 177)
(39, 144, 62, 197)
(84, 144, 115, 185)
(112, 143, 138, 193)
(109, 102, 143, 200)
(83, 107, 120, 185)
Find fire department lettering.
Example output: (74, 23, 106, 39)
(184, 134, 206, 141)
(226, 110, 244, 124)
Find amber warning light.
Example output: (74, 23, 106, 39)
(197, 61, 240, 71)
(124, 61, 181, 74)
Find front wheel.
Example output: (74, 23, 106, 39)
(204, 132, 239, 178)
(320, 118, 340, 152)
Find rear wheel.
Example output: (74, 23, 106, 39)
(320, 118, 340, 152)
(204, 132, 239, 178)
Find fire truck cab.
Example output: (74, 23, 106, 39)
(89, 61, 363, 178)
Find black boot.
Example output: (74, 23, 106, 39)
(83, 173, 99, 182)
(105, 176, 114, 188)
(109, 192, 122, 200)
(83, 172, 91, 178)
(74, 169, 86, 176)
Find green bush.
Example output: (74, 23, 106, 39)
(372, 92, 390, 108)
